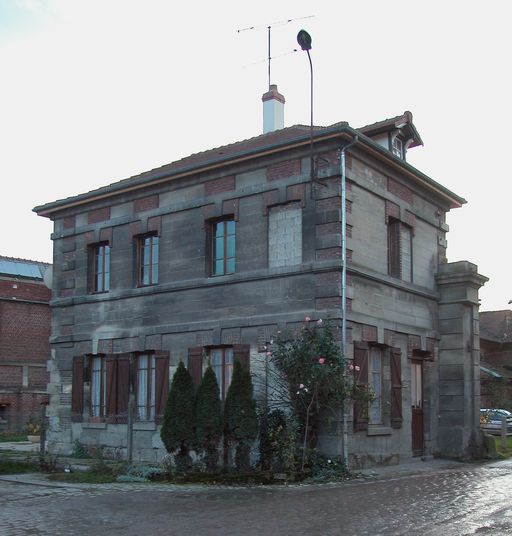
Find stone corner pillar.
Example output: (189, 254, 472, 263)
(435, 261, 488, 459)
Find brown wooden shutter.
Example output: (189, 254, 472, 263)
(71, 356, 84, 422)
(116, 354, 130, 424)
(188, 347, 203, 388)
(155, 352, 170, 422)
(353, 341, 369, 431)
(233, 344, 251, 370)
(388, 220, 400, 277)
(105, 355, 117, 423)
(391, 347, 403, 429)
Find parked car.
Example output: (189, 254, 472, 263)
(480, 409, 512, 435)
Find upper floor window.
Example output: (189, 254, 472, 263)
(211, 219, 235, 276)
(91, 243, 110, 292)
(392, 136, 404, 159)
(388, 219, 412, 282)
(137, 234, 159, 286)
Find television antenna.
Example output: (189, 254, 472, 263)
(237, 15, 314, 89)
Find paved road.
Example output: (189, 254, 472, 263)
(2, 460, 512, 536)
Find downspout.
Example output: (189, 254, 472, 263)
(340, 134, 358, 467)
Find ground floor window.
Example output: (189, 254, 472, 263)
(369, 347, 383, 425)
(90, 356, 106, 418)
(136, 354, 156, 421)
(209, 347, 234, 401)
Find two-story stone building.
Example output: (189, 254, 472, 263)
(34, 87, 487, 466)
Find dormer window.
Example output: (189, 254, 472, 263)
(392, 137, 404, 159)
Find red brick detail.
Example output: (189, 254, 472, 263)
(202, 204, 215, 227)
(0, 281, 50, 302)
(204, 175, 235, 197)
(63, 251, 75, 262)
(317, 150, 340, 170)
(0, 301, 50, 363)
(100, 228, 112, 243)
(362, 324, 378, 342)
(384, 329, 395, 347)
(316, 222, 342, 237)
(133, 195, 159, 214)
(346, 153, 353, 170)
(0, 365, 23, 386)
(346, 249, 353, 261)
(222, 199, 240, 221)
(63, 216, 75, 229)
(385, 200, 400, 221)
(286, 183, 306, 207)
(316, 197, 341, 212)
(408, 334, 421, 355)
(346, 274, 353, 287)
(388, 178, 413, 205)
(148, 216, 162, 234)
(315, 271, 341, 287)
(426, 337, 437, 355)
(130, 221, 142, 237)
(98, 339, 114, 354)
(266, 159, 301, 181)
(61, 236, 76, 253)
(404, 210, 416, 229)
(262, 190, 279, 215)
(88, 207, 110, 225)
(346, 224, 353, 238)
(29, 366, 48, 389)
(346, 199, 352, 214)
(316, 247, 342, 261)
(346, 298, 353, 312)
(315, 297, 342, 310)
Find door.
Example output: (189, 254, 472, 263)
(411, 360, 424, 456)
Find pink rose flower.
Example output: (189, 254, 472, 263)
(355, 365, 360, 372)
(318, 357, 325, 364)
(304, 316, 311, 322)
(299, 383, 305, 389)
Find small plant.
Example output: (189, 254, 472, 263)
(25, 417, 42, 435)
(71, 440, 91, 458)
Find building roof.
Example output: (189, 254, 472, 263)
(480, 310, 512, 343)
(358, 111, 423, 149)
(0, 256, 50, 280)
(33, 117, 465, 218)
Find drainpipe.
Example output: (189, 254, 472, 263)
(340, 134, 358, 467)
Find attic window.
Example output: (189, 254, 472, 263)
(392, 137, 404, 159)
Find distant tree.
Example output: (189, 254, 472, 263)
(195, 365, 223, 472)
(224, 360, 258, 471)
(160, 361, 195, 470)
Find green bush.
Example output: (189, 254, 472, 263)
(160, 362, 195, 470)
(224, 360, 258, 471)
(195, 365, 223, 472)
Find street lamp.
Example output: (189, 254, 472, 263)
(297, 30, 314, 181)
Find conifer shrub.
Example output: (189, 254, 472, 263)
(224, 360, 258, 471)
(195, 365, 223, 472)
(160, 361, 195, 471)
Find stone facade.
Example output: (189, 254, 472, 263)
(34, 116, 486, 466)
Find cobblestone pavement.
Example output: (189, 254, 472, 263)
(2, 460, 512, 536)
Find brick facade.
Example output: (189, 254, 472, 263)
(0, 258, 51, 431)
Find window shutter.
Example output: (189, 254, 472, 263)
(71, 356, 84, 422)
(155, 352, 170, 422)
(233, 344, 251, 370)
(353, 341, 369, 431)
(105, 355, 117, 423)
(116, 354, 130, 424)
(388, 220, 400, 278)
(391, 347, 403, 429)
(188, 347, 204, 388)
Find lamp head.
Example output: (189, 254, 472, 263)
(297, 29, 312, 51)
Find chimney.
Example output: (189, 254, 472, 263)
(262, 84, 285, 133)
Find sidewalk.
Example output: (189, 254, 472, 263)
(0, 440, 42, 453)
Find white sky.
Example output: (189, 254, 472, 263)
(1, 0, 510, 311)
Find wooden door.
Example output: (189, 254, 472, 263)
(411, 360, 424, 456)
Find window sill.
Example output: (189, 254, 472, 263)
(133, 421, 157, 431)
(367, 426, 392, 436)
(82, 422, 107, 430)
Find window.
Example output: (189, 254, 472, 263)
(137, 234, 159, 286)
(209, 347, 234, 400)
(136, 354, 156, 421)
(90, 356, 106, 418)
(369, 347, 383, 424)
(392, 136, 404, 159)
(91, 243, 110, 292)
(211, 219, 235, 276)
(268, 203, 302, 268)
(388, 219, 412, 282)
